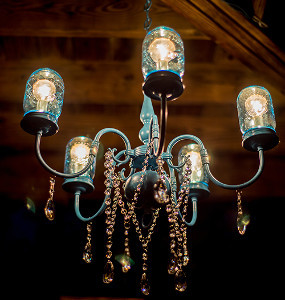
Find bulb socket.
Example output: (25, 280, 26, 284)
(20, 111, 59, 136)
(143, 71, 184, 101)
(62, 177, 95, 194)
(242, 127, 279, 151)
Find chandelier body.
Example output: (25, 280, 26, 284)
(20, 24, 279, 295)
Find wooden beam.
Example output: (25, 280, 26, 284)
(160, 0, 285, 91)
(252, 0, 268, 28)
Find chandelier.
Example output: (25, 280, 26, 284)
(20, 0, 279, 296)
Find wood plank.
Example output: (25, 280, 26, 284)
(160, 0, 285, 90)
(0, 0, 207, 39)
(2, 103, 285, 153)
(1, 58, 284, 106)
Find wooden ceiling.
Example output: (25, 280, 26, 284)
(1, 0, 284, 207)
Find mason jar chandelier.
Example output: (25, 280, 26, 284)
(20, 0, 279, 296)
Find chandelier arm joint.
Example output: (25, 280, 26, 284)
(166, 134, 207, 170)
(93, 128, 132, 165)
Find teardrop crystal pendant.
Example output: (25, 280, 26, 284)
(83, 249, 92, 263)
(174, 270, 187, 292)
(103, 260, 114, 284)
(140, 272, 150, 296)
(44, 199, 55, 221)
(237, 212, 250, 235)
(121, 256, 131, 273)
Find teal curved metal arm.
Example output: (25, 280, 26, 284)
(163, 134, 206, 227)
(74, 190, 107, 222)
(92, 128, 132, 165)
(166, 134, 206, 168)
(204, 147, 265, 190)
(181, 196, 197, 227)
(35, 131, 95, 178)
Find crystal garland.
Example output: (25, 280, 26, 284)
(82, 139, 193, 295)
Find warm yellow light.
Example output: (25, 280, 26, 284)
(189, 152, 202, 170)
(33, 79, 56, 101)
(33, 79, 56, 112)
(70, 143, 90, 164)
(245, 94, 268, 117)
(149, 37, 177, 69)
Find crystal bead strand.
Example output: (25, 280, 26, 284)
(82, 221, 93, 263)
(102, 150, 116, 284)
(132, 207, 161, 296)
(175, 157, 191, 292)
(44, 177, 56, 221)
(125, 139, 156, 295)
(166, 156, 191, 292)
(117, 176, 132, 273)
(154, 156, 170, 204)
(236, 190, 250, 235)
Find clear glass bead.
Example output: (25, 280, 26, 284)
(103, 260, 114, 284)
(174, 270, 187, 292)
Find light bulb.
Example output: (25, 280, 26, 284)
(149, 37, 177, 70)
(70, 143, 90, 164)
(178, 144, 204, 184)
(245, 94, 268, 117)
(33, 79, 56, 111)
(187, 151, 203, 183)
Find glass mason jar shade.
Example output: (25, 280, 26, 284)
(142, 26, 185, 101)
(63, 137, 95, 193)
(23, 68, 64, 120)
(142, 26, 184, 79)
(237, 86, 279, 151)
(178, 144, 207, 184)
(237, 86, 276, 133)
(178, 144, 209, 199)
(21, 68, 64, 136)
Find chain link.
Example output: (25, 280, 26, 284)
(144, 0, 152, 33)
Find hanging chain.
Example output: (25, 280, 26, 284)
(144, 0, 152, 33)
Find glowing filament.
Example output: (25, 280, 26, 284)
(149, 37, 177, 70)
(33, 79, 56, 111)
(245, 94, 268, 117)
(70, 143, 90, 166)
(187, 150, 203, 183)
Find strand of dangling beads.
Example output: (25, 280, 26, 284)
(124, 139, 154, 295)
(154, 156, 170, 204)
(44, 177, 56, 221)
(167, 155, 191, 292)
(102, 150, 117, 284)
(132, 207, 161, 296)
(236, 190, 250, 235)
(117, 174, 132, 273)
(82, 221, 93, 263)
